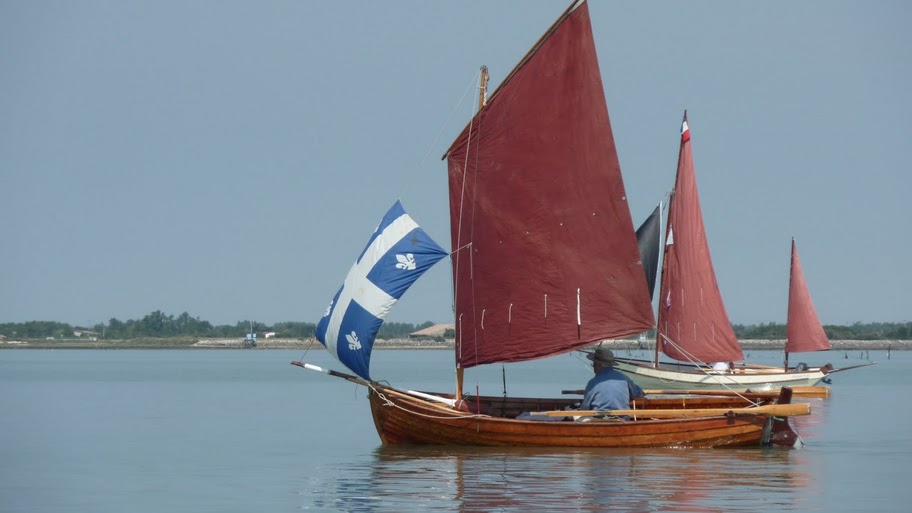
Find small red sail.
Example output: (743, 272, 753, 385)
(445, 1, 655, 369)
(656, 112, 744, 363)
(786, 239, 831, 353)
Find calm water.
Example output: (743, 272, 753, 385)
(0, 347, 906, 513)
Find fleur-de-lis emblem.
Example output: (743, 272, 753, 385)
(322, 299, 334, 317)
(346, 331, 362, 351)
(395, 253, 416, 270)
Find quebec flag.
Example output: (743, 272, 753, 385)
(315, 201, 448, 380)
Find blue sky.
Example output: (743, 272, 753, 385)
(2, 0, 909, 328)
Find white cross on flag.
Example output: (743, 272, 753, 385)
(315, 201, 448, 379)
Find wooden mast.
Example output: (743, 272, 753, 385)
(478, 65, 489, 109)
(653, 202, 667, 369)
(454, 65, 489, 406)
(653, 201, 666, 369)
(784, 237, 794, 371)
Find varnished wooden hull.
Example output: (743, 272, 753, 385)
(368, 387, 801, 448)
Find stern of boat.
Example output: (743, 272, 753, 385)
(763, 387, 804, 448)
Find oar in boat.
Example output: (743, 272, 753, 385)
(562, 385, 830, 398)
(530, 402, 810, 419)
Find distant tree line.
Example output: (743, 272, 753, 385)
(2, 313, 909, 341)
(0, 311, 439, 340)
(732, 321, 912, 340)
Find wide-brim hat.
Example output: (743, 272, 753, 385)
(586, 345, 615, 365)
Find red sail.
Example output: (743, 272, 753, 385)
(656, 112, 744, 363)
(444, 1, 655, 369)
(786, 239, 831, 353)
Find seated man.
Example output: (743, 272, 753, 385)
(579, 345, 644, 418)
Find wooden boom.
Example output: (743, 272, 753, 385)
(531, 402, 810, 419)
(642, 386, 830, 398)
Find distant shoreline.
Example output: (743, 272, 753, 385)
(1, 337, 909, 351)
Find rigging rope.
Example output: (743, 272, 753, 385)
(654, 334, 759, 403)
(295, 338, 319, 365)
(397, 69, 481, 203)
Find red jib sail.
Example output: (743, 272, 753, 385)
(786, 238, 831, 354)
(656, 112, 744, 364)
(444, 1, 654, 369)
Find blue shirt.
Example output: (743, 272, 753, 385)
(580, 368, 644, 412)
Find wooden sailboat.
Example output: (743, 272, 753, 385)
(782, 238, 874, 374)
(613, 114, 873, 391)
(296, 0, 808, 448)
(785, 238, 833, 368)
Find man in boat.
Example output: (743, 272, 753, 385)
(580, 346, 644, 418)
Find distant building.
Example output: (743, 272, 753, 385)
(408, 324, 455, 340)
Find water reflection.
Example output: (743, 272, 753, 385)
(792, 396, 827, 442)
(306, 445, 818, 512)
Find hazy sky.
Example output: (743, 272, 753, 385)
(2, 0, 909, 328)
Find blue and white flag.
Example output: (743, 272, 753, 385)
(315, 201, 448, 380)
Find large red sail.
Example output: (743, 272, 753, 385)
(656, 112, 744, 363)
(444, 1, 655, 369)
(786, 239, 831, 354)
